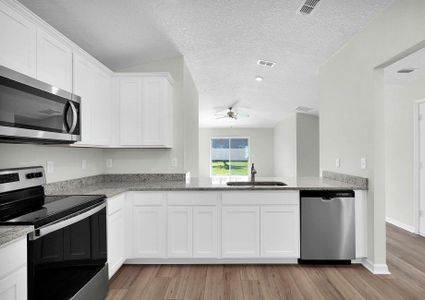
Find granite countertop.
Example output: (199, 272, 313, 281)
(0, 226, 33, 249)
(46, 176, 367, 198)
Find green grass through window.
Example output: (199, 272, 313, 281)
(211, 161, 249, 176)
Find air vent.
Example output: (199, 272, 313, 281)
(397, 68, 415, 74)
(257, 59, 276, 68)
(295, 106, 313, 113)
(298, 0, 321, 15)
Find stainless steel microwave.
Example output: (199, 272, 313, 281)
(0, 65, 81, 144)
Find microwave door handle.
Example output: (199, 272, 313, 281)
(69, 101, 78, 134)
(28, 202, 106, 240)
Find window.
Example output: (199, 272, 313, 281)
(210, 137, 249, 177)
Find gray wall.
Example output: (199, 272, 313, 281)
(319, 0, 425, 265)
(273, 114, 297, 177)
(199, 128, 274, 178)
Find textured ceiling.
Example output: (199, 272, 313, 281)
(384, 47, 425, 85)
(18, 0, 394, 128)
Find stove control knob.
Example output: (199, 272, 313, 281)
(26, 173, 34, 179)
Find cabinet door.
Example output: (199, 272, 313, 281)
(222, 206, 259, 257)
(0, 2, 36, 77)
(0, 266, 27, 300)
(142, 77, 165, 146)
(133, 205, 165, 258)
(167, 207, 192, 257)
(261, 205, 299, 258)
(36, 29, 72, 92)
(107, 207, 125, 278)
(91, 68, 111, 145)
(73, 55, 94, 144)
(193, 206, 218, 258)
(120, 78, 142, 145)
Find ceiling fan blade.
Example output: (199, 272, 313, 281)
(215, 116, 227, 119)
(237, 112, 250, 118)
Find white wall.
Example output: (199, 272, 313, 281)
(273, 114, 297, 177)
(104, 56, 199, 174)
(385, 80, 425, 228)
(273, 113, 319, 177)
(319, 0, 425, 265)
(199, 128, 274, 178)
(0, 144, 104, 183)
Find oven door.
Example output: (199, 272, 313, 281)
(0, 65, 81, 144)
(27, 202, 108, 300)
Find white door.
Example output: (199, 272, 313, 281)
(120, 78, 142, 145)
(0, 266, 27, 300)
(419, 102, 425, 236)
(133, 205, 165, 258)
(142, 77, 165, 146)
(107, 208, 125, 278)
(193, 206, 218, 258)
(36, 29, 72, 92)
(261, 205, 299, 258)
(167, 207, 192, 257)
(0, 2, 36, 77)
(222, 206, 259, 257)
(73, 55, 94, 144)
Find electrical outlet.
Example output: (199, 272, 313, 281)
(360, 158, 367, 169)
(82, 160, 87, 170)
(335, 158, 341, 168)
(46, 161, 54, 173)
(106, 159, 113, 168)
(171, 158, 178, 167)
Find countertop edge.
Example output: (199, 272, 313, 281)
(0, 226, 33, 249)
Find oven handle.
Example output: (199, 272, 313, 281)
(28, 202, 106, 240)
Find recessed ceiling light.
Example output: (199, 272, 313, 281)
(255, 76, 264, 82)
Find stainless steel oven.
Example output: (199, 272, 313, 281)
(0, 65, 81, 144)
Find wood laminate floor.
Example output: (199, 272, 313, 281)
(107, 224, 425, 300)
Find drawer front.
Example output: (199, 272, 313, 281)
(167, 192, 218, 206)
(129, 192, 166, 206)
(222, 191, 299, 205)
(107, 193, 125, 215)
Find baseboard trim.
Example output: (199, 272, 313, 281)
(125, 258, 298, 264)
(386, 217, 415, 233)
(361, 258, 390, 275)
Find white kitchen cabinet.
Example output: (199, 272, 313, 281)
(261, 205, 299, 258)
(107, 195, 126, 278)
(193, 206, 218, 258)
(132, 202, 166, 258)
(73, 54, 111, 146)
(0, 1, 36, 77)
(167, 207, 192, 257)
(0, 238, 27, 300)
(222, 206, 260, 258)
(116, 74, 173, 148)
(36, 28, 72, 92)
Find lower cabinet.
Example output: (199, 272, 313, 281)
(260, 205, 299, 258)
(193, 206, 218, 258)
(0, 238, 27, 300)
(107, 194, 126, 278)
(132, 203, 166, 258)
(167, 207, 192, 257)
(222, 206, 260, 258)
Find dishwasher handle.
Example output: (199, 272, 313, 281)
(300, 190, 354, 199)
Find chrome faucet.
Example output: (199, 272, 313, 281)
(250, 163, 257, 182)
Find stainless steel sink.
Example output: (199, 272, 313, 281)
(226, 181, 286, 186)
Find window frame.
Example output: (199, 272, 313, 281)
(209, 136, 251, 178)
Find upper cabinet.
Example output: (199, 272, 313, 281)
(0, 1, 36, 77)
(36, 28, 72, 92)
(73, 54, 112, 146)
(115, 74, 174, 148)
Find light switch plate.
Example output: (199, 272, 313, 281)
(106, 159, 113, 168)
(46, 161, 54, 173)
(360, 158, 367, 169)
(82, 160, 87, 170)
(335, 158, 341, 168)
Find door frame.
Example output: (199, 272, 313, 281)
(413, 98, 425, 235)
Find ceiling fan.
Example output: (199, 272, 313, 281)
(214, 103, 250, 120)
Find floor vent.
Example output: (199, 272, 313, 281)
(298, 0, 321, 15)
(257, 59, 276, 68)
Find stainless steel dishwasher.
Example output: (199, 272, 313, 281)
(299, 190, 355, 263)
